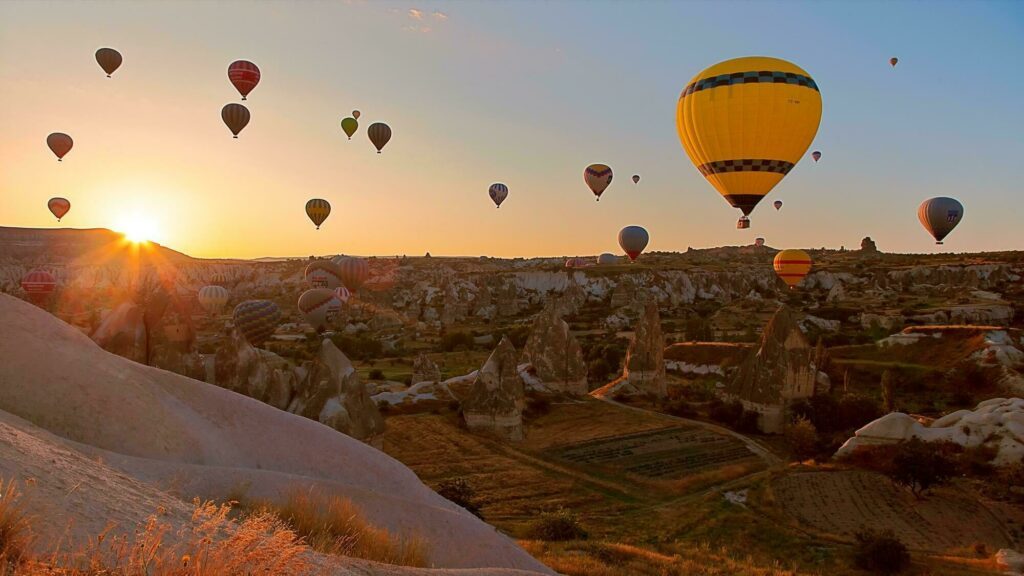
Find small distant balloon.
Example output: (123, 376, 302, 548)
(618, 225, 649, 261)
(585, 164, 613, 201)
(774, 200, 783, 211)
(918, 197, 963, 245)
(305, 199, 331, 230)
(352, 110, 361, 120)
(95, 48, 122, 77)
(198, 285, 230, 315)
(632, 174, 640, 184)
(812, 151, 821, 162)
(341, 117, 358, 140)
(221, 103, 250, 138)
(368, 122, 392, 153)
(773, 248, 812, 289)
(47, 133, 73, 161)
(488, 183, 508, 208)
(48, 198, 70, 221)
(890, 57, 898, 67)
(228, 60, 260, 100)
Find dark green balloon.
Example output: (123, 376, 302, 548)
(341, 117, 358, 140)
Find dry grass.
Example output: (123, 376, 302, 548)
(0, 478, 33, 568)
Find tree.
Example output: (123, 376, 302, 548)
(436, 478, 483, 519)
(786, 417, 819, 462)
(853, 529, 910, 574)
(886, 438, 956, 498)
(881, 369, 895, 412)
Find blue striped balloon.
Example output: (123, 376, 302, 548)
(232, 300, 281, 347)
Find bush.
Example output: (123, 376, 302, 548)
(663, 399, 697, 418)
(526, 508, 588, 541)
(435, 478, 483, 519)
(786, 417, 819, 462)
(735, 410, 760, 434)
(524, 395, 552, 419)
(708, 398, 744, 425)
(329, 334, 384, 360)
(368, 369, 385, 380)
(439, 331, 474, 352)
(853, 529, 910, 574)
(886, 438, 956, 497)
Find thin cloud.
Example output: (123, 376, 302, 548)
(432, 10, 448, 21)
(408, 8, 423, 20)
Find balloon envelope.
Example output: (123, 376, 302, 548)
(48, 198, 70, 221)
(20, 269, 56, 304)
(488, 183, 508, 208)
(890, 57, 898, 67)
(368, 122, 392, 153)
(584, 164, 613, 200)
(918, 197, 963, 244)
(773, 249, 812, 289)
(232, 300, 280, 346)
(305, 259, 343, 290)
(47, 133, 73, 161)
(632, 174, 640, 184)
(597, 253, 618, 265)
(305, 199, 331, 229)
(221, 104, 250, 138)
(228, 60, 260, 100)
(298, 288, 342, 332)
(197, 285, 230, 314)
(334, 256, 369, 292)
(812, 151, 821, 162)
(676, 57, 822, 228)
(773, 200, 783, 211)
(341, 117, 358, 139)
(618, 226, 649, 261)
(95, 48, 122, 77)
(352, 110, 361, 119)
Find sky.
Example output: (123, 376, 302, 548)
(1, 0, 1022, 259)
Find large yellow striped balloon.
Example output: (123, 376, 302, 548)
(676, 57, 822, 228)
(773, 248, 812, 289)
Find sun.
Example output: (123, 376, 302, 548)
(116, 214, 160, 244)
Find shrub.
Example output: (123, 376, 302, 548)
(524, 395, 552, 419)
(663, 399, 697, 418)
(435, 478, 483, 519)
(853, 529, 910, 574)
(786, 417, 819, 462)
(527, 508, 588, 541)
(439, 331, 474, 352)
(368, 368, 385, 380)
(886, 438, 956, 497)
(735, 410, 760, 434)
(708, 398, 744, 426)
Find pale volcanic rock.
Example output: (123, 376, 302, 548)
(621, 300, 667, 397)
(520, 304, 588, 395)
(214, 328, 298, 410)
(411, 353, 443, 384)
(296, 339, 385, 446)
(91, 302, 148, 363)
(463, 336, 525, 441)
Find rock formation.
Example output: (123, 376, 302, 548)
(463, 336, 524, 441)
(595, 300, 666, 398)
(214, 328, 298, 410)
(836, 397, 1024, 466)
(93, 301, 203, 379)
(520, 303, 588, 395)
(411, 353, 442, 384)
(91, 302, 147, 363)
(724, 305, 825, 433)
(860, 236, 878, 253)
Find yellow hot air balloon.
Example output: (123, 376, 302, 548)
(305, 199, 331, 229)
(676, 57, 822, 229)
(773, 248, 812, 289)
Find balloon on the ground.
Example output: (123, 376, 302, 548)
(48, 198, 70, 221)
(305, 259, 343, 290)
(618, 225, 649, 261)
(198, 285, 230, 314)
(676, 56, 822, 229)
(368, 122, 392, 153)
(352, 110, 361, 120)
(228, 60, 260, 100)
(890, 57, 898, 67)
(597, 253, 618, 265)
(221, 103, 250, 138)
(488, 183, 508, 208)
(918, 197, 964, 245)
(812, 151, 821, 162)
(565, 257, 590, 269)
(298, 288, 342, 332)
(305, 199, 331, 229)
(341, 117, 358, 140)
(334, 256, 369, 292)
(774, 200, 783, 211)
(232, 300, 280, 347)
(95, 48, 122, 77)
(632, 174, 640, 184)
(773, 248, 812, 289)
(47, 133, 73, 161)
(584, 164, 613, 201)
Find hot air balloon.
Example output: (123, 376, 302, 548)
(305, 259, 343, 290)
(352, 110, 361, 120)
(95, 48, 122, 77)
(584, 164, 613, 201)
(632, 174, 640, 184)
(488, 183, 508, 208)
(305, 199, 330, 229)
(918, 197, 964, 245)
(565, 257, 590, 269)
(368, 122, 392, 153)
(774, 200, 783, 211)
(47, 133, 73, 161)
(48, 198, 70, 221)
(221, 103, 250, 138)
(228, 60, 260, 100)
(773, 249, 812, 289)
(812, 151, 821, 162)
(597, 253, 618, 265)
(676, 57, 822, 229)
(197, 285, 230, 315)
(335, 286, 351, 304)
(890, 57, 898, 68)
(334, 256, 369, 292)
(754, 237, 766, 248)
(232, 300, 280, 347)
(298, 289, 341, 332)
(341, 117, 358, 140)
(209, 272, 229, 287)
(20, 269, 56, 305)
(618, 226, 649, 261)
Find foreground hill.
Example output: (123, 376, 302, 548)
(0, 294, 553, 574)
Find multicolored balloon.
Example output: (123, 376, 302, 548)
(95, 48, 122, 77)
(632, 174, 640, 184)
(305, 259, 343, 290)
(368, 122, 392, 153)
(48, 198, 70, 221)
(773, 249, 812, 289)
(584, 164, 613, 201)
(774, 200, 783, 211)
(676, 57, 822, 229)
(228, 60, 260, 100)
(488, 183, 508, 208)
(20, 269, 56, 305)
(232, 300, 280, 347)
(221, 103, 250, 138)
(334, 256, 369, 292)
(305, 199, 331, 229)
(341, 117, 358, 140)
(565, 257, 590, 269)
(618, 226, 649, 261)
(298, 288, 342, 332)
(197, 285, 230, 314)
(47, 133, 73, 161)
(812, 151, 821, 162)
(918, 197, 963, 245)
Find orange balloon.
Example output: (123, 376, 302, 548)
(773, 249, 812, 289)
